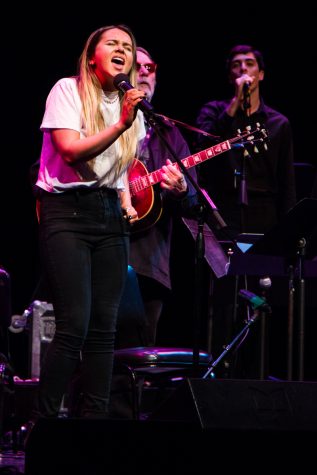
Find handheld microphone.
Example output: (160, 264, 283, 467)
(113, 73, 154, 116)
(239, 289, 270, 311)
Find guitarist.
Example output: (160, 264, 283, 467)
(127, 47, 198, 347)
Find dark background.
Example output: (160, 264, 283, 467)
(1, 6, 316, 378)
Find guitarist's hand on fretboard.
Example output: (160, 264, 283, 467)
(161, 159, 188, 197)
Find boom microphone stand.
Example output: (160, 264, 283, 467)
(113, 74, 236, 374)
(203, 289, 272, 379)
(143, 113, 234, 374)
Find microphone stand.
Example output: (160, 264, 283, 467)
(229, 86, 252, 373)
(202, 302, 271, 380)
(239, 85, 251, 231)
(238, 148, 249, 231)
(144, 110, 235, 375)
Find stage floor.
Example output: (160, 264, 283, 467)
(0, 448, 25, 474)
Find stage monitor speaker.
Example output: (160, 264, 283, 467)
(150, 378, 317, 432)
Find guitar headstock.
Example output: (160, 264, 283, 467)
(233, 123, 268, 155)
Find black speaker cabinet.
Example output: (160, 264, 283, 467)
(151, 378, 317, 431)
(25, 379, 317, 474)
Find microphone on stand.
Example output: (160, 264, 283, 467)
(239, 289, 271, 312)
(113, 73, 155, 116)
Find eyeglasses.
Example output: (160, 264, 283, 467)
(136, 62, 157, 73)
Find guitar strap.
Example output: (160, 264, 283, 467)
(137, 126, 153, 167)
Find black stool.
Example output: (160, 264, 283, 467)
(111, 346, 213, 420)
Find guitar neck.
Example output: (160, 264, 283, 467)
(130, 139, 231, 196)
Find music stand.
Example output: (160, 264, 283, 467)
(246, 198, 317, 381)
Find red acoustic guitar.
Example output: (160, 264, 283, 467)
(129, 124, 268, 233)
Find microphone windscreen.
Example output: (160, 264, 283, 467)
(113, 73, 130, 90)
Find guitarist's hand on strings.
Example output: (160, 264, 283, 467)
(161, 159, 188, 197)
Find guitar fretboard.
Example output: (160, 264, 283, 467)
(129, 140, 231, 196)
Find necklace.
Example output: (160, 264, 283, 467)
(104, 93, 119, 105)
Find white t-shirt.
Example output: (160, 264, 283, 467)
(36, 77, 146, 193)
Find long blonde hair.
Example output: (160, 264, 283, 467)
(78, 24, 140, 178)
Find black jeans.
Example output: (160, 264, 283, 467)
(36, 187, 129, 418)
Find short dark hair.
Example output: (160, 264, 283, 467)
(226, 44, 265, 72)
